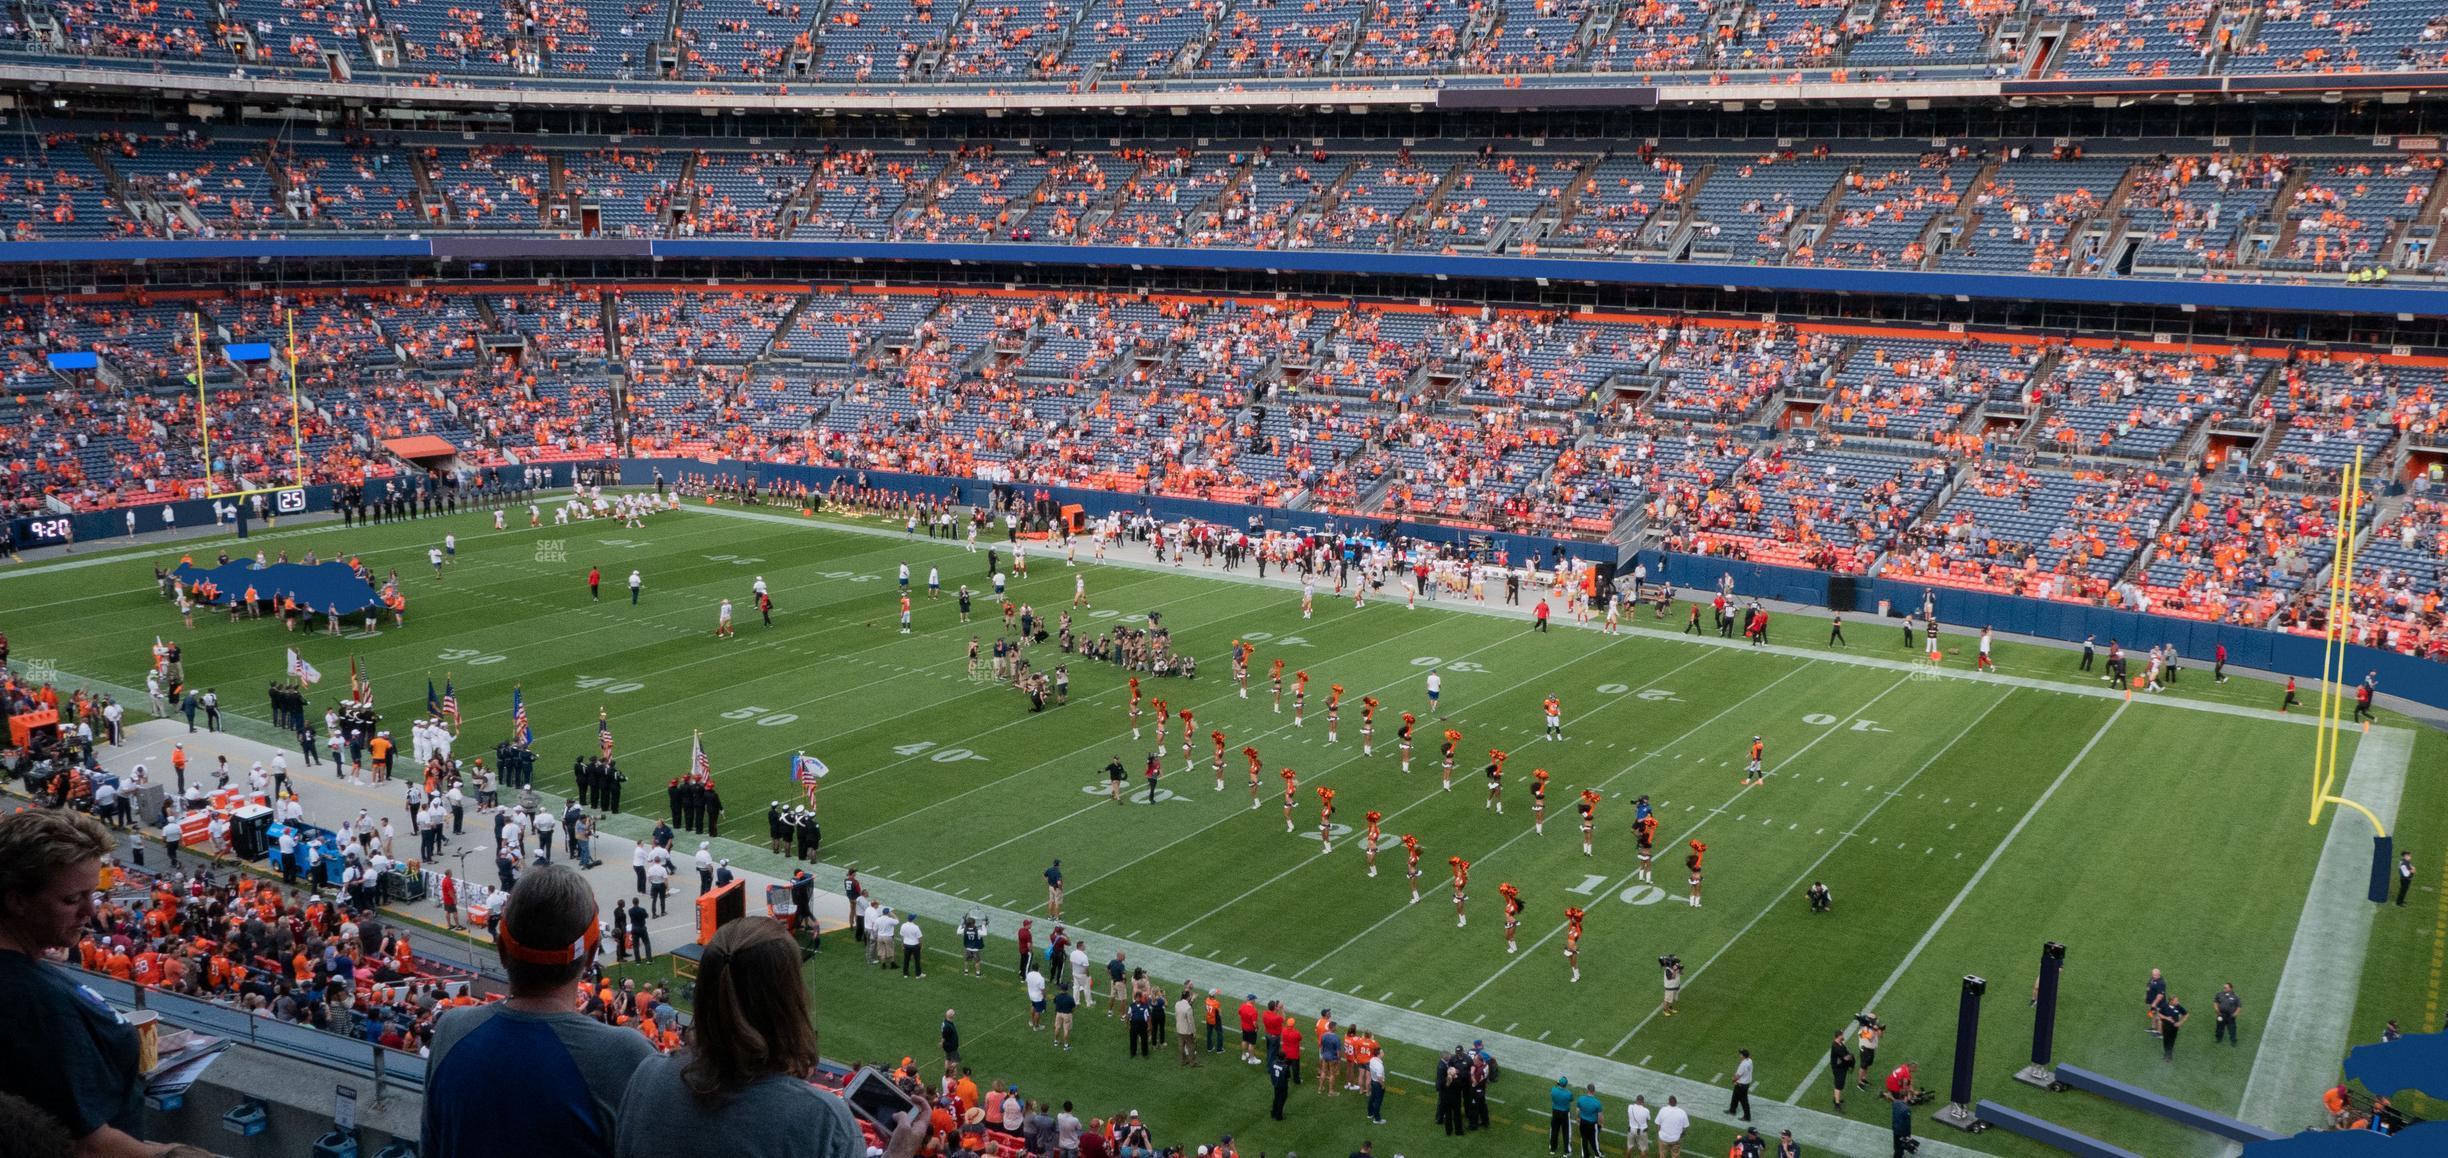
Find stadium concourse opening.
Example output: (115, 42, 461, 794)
(1, 23, 2447, 1158)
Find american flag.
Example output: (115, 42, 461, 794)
(348, 655, 372, 704)
(597, 711, 614, 758)
(691, 731, 712, 780)
(793, 752, 828, 785)
(441, 678, 460, 725)
(511, 684, 531, 747)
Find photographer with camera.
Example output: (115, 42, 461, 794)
(1658, 955, 1683, 1018)
(1883, 1059, 1922, 1156)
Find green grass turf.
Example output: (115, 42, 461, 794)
(4, 500, 2433, 1157)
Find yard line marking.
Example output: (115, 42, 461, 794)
(1607, 694, 2015, 1053)
(1445, 671, 1911, 1017)
(1505, 1022, 1519, 1033)
(1572, 1038, 1584, 1049)
(1783, 701, 2129, 1103)
(1286, 659, 1817, 982)
(1153, 644, 1718, 947)
(1638, 1055, 1651, 1067)
(2240, 725, 2413, 1133)
(1178, 943, 1193, 954)
(1380, 991, 1395, 1002)
(1234, 955, 1248, 966)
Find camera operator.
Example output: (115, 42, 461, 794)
(1659, 955, 1683, 1018)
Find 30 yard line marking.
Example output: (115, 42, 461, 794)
(1607, 688, 2013, 1056)
(1442, 670, 1913, 1017)
(1783, 701, 2129, 1102)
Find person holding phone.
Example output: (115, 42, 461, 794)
(616, 917, 928, 1158)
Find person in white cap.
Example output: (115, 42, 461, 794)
(695, 841, 715, 892)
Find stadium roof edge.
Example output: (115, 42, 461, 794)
(0, 60, 2440, 117)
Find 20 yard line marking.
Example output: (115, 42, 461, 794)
(1783, 700, 2128, 1102)
(1606, 688, 2013, 1056)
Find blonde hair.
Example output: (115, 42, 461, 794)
(0, 808, 113, 908)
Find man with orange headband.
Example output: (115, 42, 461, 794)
(424, 864, 655, 1158)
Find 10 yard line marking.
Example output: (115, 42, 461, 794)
(1605, 687, 2014, 1057)
(1782, 700, 2128, 1102)
(1438, 670, 1914, 1017)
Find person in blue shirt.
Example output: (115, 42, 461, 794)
(1574, 1083, 1603, 1157)
(1548, 1076, 1574, 1154)
(424, 865, 657, 1158)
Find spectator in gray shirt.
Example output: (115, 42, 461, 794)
(614, 917, 927, 1158)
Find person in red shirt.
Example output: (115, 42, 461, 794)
(1238, 997, 1262, 1065)
(587, 565, 601, 601)
(1280, 1016, 1306, 1085)
(1261, 1002, 1286, 1065)
(1533, 598, 1551, 632)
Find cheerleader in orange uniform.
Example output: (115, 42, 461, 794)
(1499, 882, 1522, 954)
(1325, 684, 1344, 743)
(1449, 856, 1471, 928)
(1270, 659, 1287, 712)
(1397, 712, 1416, 772)
(1686, 840, 1707, 908)
(1440, 729, 1462, 791)
(1244, 746, 1263, 809)
(1531, 768, 1551, 834)
(1484, 748, 1508, 813)
(1129, 676, 1144, 739)
(1281, 766, 1299, 833)
(1292, 671, 1311, 726)
(1360, 696, 1379, 755)
(1211, 730, 1229, 791)
(1315, 786, 1337, 853)
(1363, 809, 1383, 877)
(1579, 789, 1601, 857)
(1402, 833, 1423, 904)
(1564, 906, 1586, 982)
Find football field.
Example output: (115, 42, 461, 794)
(6, 498, 2436, 1157)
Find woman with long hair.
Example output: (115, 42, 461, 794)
(615, 918, 927, 1158)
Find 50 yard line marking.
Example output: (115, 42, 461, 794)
(1439, 669, 1915, 1018)
(1782, 700, 2128, 1102)
(1604, 687, 2016, 1056)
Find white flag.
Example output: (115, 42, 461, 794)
(287, 648, 322, 686)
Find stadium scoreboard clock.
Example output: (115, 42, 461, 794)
(16, 515, 75, 548)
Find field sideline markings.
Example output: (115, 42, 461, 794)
(1783, 700, 2131, 1102)
(1605, 687, 2016, 1056)
(1438, 670, 1913, 1017)
(1114, 640, 1713, 934)
(2236, 723, 2412, 1134)
(1276, 653, 1805, 982)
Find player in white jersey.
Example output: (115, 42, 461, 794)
(493, 508, 506, 531)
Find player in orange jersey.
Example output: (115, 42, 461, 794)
(1363, 810, 1383, 877)
(1440, 728, 1462, 791)
(1316, 786, 1337, 853)
(1292, 671, 1310, 726)
(1326, 684, 1344, 743)
(1243, 746, 1263, 810)
(1397, 712, 1416, 772)
(1280, 767, 1299, 833)
(1484, 748, 1509, 813)
(1543, 694, 1563, 741)
(1211, 730, 1229, 791)
(1499, 882, 1523, 954)
(1270, 659, 1287, 712)
(1531, 767, 1551, 834)
(1564, 906, 1586, 982)
(1128, 676, 1143, 739)
(1745, 735, 1766, 786)
(1402, 834, 1423, 904)
(1579, 789, 1601, 856)
(1449, 856, 1471, 927)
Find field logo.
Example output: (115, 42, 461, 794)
(1079, 783, 1195, 804)
(535, 538, 567, 564)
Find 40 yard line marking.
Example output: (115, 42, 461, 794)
(1605, 687, 2014, 1057)
(1783, 700, 2129, 1102)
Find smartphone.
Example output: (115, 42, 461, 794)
(841, 1066, 926, 1135)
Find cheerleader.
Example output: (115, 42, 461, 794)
(1686, 840, 1707, 908)
(1449, 856, 1471, 928)
(1531, 768, 1550, 834)
(1500, 882, 1522, 953)
(1363, 810, 1383, 878)
(1403, 834, 1423, 904)
(1579, 789, 1601, 857)
(1316, 786, 1337, 853)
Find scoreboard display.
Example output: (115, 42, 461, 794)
(14, 515, 75, 549)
